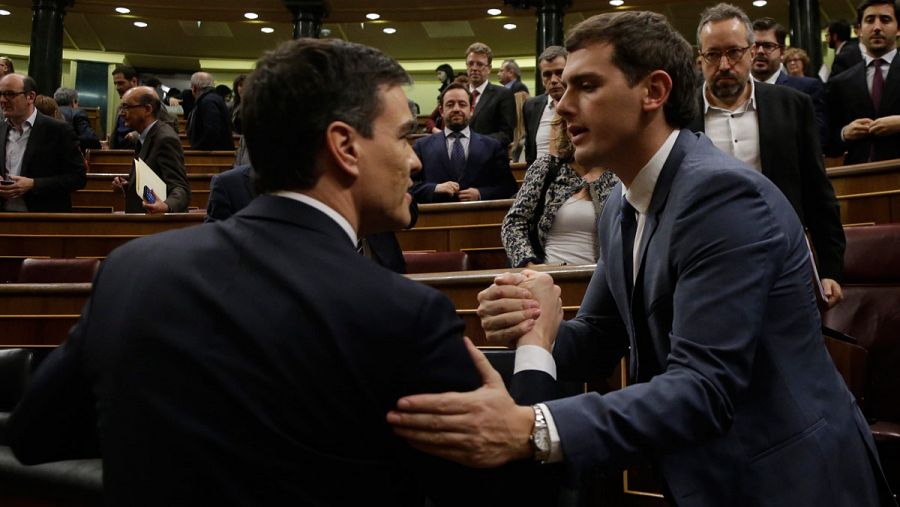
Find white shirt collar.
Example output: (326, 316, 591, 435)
(702, 78, 757, 114)
(271, 191, 358, 246)
(864, 48, 897, 66)
(754, 66, 784, 84)
(443, 126, 471, 138)
(8, 107, 37, 132)
(623, 129, 680, 214)
(471, 80, 489, 96)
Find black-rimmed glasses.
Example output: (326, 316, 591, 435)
(752, 41, 783, 54)
(0, 91, 25, 100)
(700, 46, 751, 65)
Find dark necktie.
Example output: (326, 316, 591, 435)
(471, 89, 480, 107)
(449, 131, 466, 178)
(871, 58, 885, 112)
(621, 198, 637, 298)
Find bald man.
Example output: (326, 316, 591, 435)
(0, 74, 85, 211)
(187, 71, 233, 150)
(112, 86, 190, 214)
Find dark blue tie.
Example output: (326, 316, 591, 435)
(449, 131, 465, 178)
(621, 198, 637, 298)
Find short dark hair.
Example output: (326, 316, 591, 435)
(538, 45, 568, 64)
(112, 64, 138, 81)
(143, 75, 162, 88)
(22, 76, 37, 95)
(856, 0, 900, 25)
(566, 11, 697, 128)
(243, 39, 410, 193)
(439, 82, 472, 106)
(828, 20, 852, 41)
(752, 17, 787, 46)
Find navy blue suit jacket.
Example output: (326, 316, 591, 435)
(411, 130, 516, 203)
(512, 130, 891, 506)
(8, 195, 523, 505)
(188, 89, 234, 151)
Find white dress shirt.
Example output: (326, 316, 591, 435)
(514, 129, 680, 463)
(534, 98, 555, 159)
(3, 107, 38, 211)
(863, 48, 896, 93)
(271, 191, 357, 247)
(443, 126, 471, 159)
(702, 80, 762, 172)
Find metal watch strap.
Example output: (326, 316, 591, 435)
(530, 404, 551, 462)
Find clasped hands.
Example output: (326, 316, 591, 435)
(434, 181, 481, 201)
(842, 115, 900, 140)
(386, 270, 563, 468)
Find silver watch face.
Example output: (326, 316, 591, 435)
(534, 429, 551, 454)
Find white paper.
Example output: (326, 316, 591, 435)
(134, 158, 167, 203)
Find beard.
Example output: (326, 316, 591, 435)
(444, 115, 469, 132)
(710, 71, 747, 100)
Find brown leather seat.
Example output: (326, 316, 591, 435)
(823, 224, 900, 495)
(403, 251, 469, 274)
(17, 258, 100, 284)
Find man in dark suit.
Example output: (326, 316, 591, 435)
(205, 163, 410, 274)
(8, 38, 521, 506)
(388, 10, 895, 506)
(829, 19, 865, 78)
(689, 6, 845, 307)
(0, 74, 85, 212)
(465, 42, 516, 148)
(522, 46, 567, 166)
(53, 87, 101, 152)
(411, 83, 516, 203)
(498, 59, 529, 95)
(750, 17, 828, 146)
(825, 0, 900, 165)
(111, 86, 190, 214)
(187, 72, 233, 151)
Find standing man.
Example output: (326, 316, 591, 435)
(111, 87, 190, 214)
(411, 83, 516, 203)
(54, 87, 102, 151)
(498, 59, 529, 95)
(826, 0, 900, 165)
(9, 38, 524, 505)
(465, 42, 517, 148)
(688, 4, 844, 306)
(187, 71, 234, 151)
(829, 19, 864, 79)
(522, 46, 567, 166)
(109, 64, 140, 149)
(388, 10, 894, 506)
(750, 17, 827, 145)
(0, 74, 85, 212)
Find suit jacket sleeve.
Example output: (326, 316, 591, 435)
(410, 140, 437, 203)
(796, 95, 846, 281)
(541, 172, 789, 471)
(473, 139, 517, 200)
(824, 77, 851, 158)
(494, 89, 516, 148)
(72, 110, 101, 150)
(155, 132, 192, 212)
(30, 120, 87, 196)
(205, 173, 230, 223)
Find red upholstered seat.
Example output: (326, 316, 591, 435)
(17, 258, 100, 284)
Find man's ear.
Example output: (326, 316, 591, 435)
(642, 70, 672, 114)
(324, 121, 360, 179)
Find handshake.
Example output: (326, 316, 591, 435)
(477, 269, 564, 351)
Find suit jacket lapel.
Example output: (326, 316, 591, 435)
(754, 85, 776, 180)
(20, 112, 44, 177)
(528, 94, 548, 133)
(473, 85, 492, 120)
(0, 121, 7, 176)
(633, 130, 693, 297)
(603, 190, 635, 341)
(880, 57, 900, 112)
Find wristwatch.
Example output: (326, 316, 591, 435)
(530, 404, 551, 463)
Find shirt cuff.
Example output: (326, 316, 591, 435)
(537, 402, 564, 463)
(514, 344, 557, 379)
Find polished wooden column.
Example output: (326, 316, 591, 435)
(789, 0, 822, 72)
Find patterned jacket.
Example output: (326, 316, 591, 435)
(501, 154, 618, 267)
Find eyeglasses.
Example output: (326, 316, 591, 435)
(752, 41, 782, 54)
(0, 91, 25, 100)
(700, 46, 751, 65)
(119, 103, 145, 110)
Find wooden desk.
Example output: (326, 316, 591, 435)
(414, 199, 512, 227)
(829, 159, 900, 224)
(85, 149, 236, 168)
(84, 173, 216, 191)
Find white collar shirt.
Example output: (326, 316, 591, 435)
(271, 191, 358, 246)
(702, 79, 762, 172)
(864, 48, 896, 93)
(443, 126, 471, 159)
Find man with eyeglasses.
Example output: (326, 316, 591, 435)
(825, 0, 900, 165)
(464, 42, 516, 149)
(0, 74, 85, 212)
(750, 17, 827, 146)
(689, 3, 846, 309)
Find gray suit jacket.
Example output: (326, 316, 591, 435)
(125, 121, 190, 213)
(512, 130, 891, 506)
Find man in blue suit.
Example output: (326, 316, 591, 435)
(411, 82, 516, 203)
(389, 10, 895, 506)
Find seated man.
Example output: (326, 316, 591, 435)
(8, 38, 532, 506)
(0, 74, 85, 212)
(111, 87, 190, 214)
(54, 87, 101, 152)
(411, 83, 517, 203)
